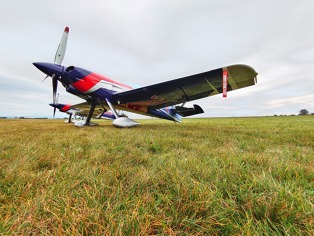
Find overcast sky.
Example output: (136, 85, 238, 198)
(1, 0, 313, 118)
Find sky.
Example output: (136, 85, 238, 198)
(1, 0, 313, 118)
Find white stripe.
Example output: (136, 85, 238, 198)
(85, 81, 129, 94)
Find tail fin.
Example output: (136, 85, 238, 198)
(175, 104, 204, 117)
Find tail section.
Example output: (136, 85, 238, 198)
(175, 104, 204, 117)
(152, 104, 204, 122)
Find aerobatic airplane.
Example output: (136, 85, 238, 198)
(33, 27, 258, 128)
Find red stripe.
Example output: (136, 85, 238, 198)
(222, 70, 228, 98)
(128, 104, 142, 111)
(72, 72, 132, 93)
(60, 104, 71, 112)
(72, 74, 97, 93)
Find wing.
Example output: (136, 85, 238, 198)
(112, 64, 257, 109)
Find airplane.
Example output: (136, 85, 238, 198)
(33, 27, 258, 128)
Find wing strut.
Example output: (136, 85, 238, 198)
(105, 98, 139, 128)
(105, 98, 119, 118)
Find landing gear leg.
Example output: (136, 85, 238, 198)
(68, 113, 72, 123)
(84, 98, 98, 126)
(85, 99, 96, 125)
(74, 98, 99, 127)
(105, 98, 139, 128)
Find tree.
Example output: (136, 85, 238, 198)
(299, 109, 309, 115)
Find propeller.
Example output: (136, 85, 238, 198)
(50, 27, 69, 115)
(42, 75, 49, 82)
(52, 75, 58, 116)
(53, 93, 60, 117)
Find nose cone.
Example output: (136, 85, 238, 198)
(49, 103, 71, 112)
(49, 103, 63, 109)
(33, 62, 64, 77)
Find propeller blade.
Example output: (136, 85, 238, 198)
(54, 93, 60, 117)
(42, 75, 49, 82)
(54, 27, 69, 65)
(52, 74, 58, 104)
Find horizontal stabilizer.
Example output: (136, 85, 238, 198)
(175, 104, 204, 117)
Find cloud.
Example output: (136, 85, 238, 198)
(0, 0, 314, 118)
(0, 73, 83, 117)
(265, 94, 314, 109)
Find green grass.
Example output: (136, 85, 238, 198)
(0, 116, 313, 235)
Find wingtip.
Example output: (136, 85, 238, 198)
(64, 26, 69, 33)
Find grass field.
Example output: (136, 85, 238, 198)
(0, 116, 313, 235)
